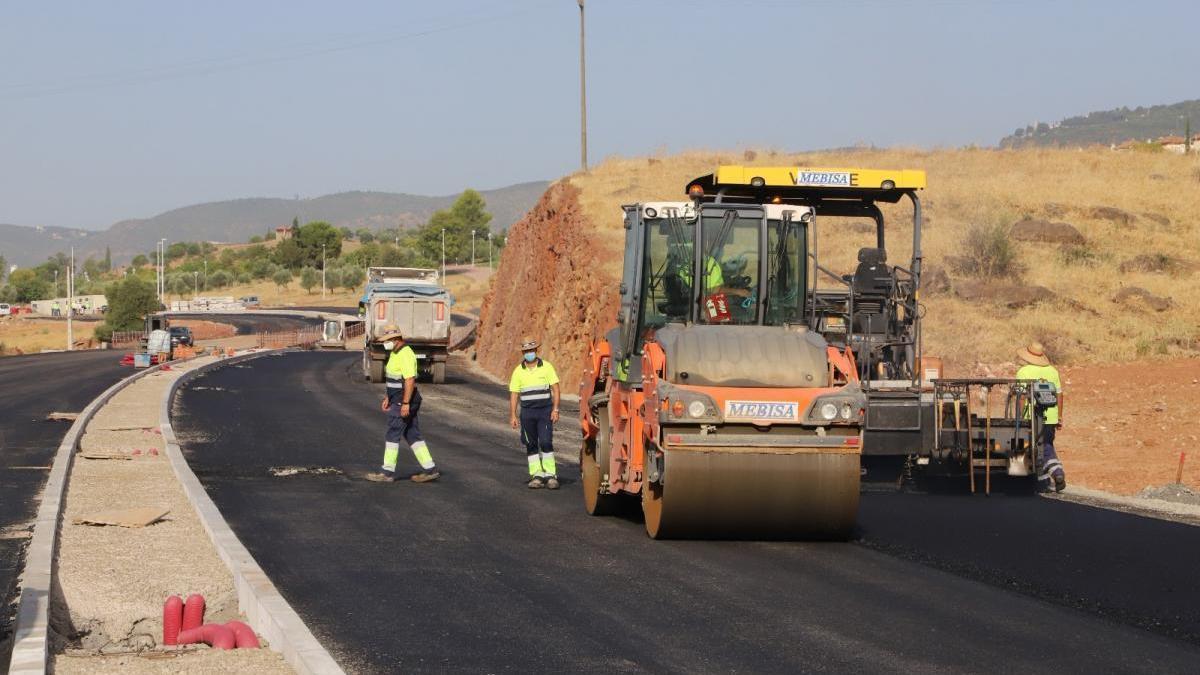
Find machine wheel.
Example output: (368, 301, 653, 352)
(642, 471, 666, 539)
(430, 361, 446, 384)
(368, 357, 384, 383)
(581, 404, 619, 516)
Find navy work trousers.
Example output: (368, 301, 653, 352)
(519, 405, 553, 456)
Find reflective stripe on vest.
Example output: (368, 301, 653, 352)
(519, 384, 552, 404)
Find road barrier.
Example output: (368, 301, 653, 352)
(256, 328, 323, 349)
(110, 330, 144, 347)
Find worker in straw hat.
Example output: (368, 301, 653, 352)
(1016, 340, 1065, 492)
(509, 336, 561, 489)
(366, 325, 440, 483)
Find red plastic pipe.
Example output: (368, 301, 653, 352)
(177, 623, 236, 650)
(225, 620, 261, 648)
(182, 594, 205, 631)
(162, 595, 183, 645)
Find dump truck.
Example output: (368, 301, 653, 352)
(580, 174, 873, 539)
(361, 267, 452, 384)
(700, 167, 1049, 492)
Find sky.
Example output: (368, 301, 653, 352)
(1, 0, 1197, 230)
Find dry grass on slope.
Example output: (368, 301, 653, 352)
(568, 148, 1200, 371)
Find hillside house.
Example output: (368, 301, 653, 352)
(275, 225, 294, 240)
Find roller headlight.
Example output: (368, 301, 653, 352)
(819, 403, 839, 420)
(840, 403, 853, 420)
(688, 400, 707, 418)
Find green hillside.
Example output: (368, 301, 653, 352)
(999, 99, 1200, 148)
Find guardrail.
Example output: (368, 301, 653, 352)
(110, 330, 144, 347)
(256, 328, 323, 349)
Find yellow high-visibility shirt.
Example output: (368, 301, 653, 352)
(679, 256, 724, 290)
(385, 345, 419, 381)
(510, 359, 560, 408)
(1017, 363, 1062, 425)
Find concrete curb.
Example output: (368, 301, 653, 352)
(1054, 484, 1200, 526)
(7, 359, 178, 675)
(160, 350, 345, 675)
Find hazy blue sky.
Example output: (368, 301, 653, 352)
(1, 0, 1196, 229)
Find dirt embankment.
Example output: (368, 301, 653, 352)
(476, 182, 619, 390)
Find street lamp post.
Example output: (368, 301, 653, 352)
(66, 247, 74, 350)
(193, 272, 199, 296)
(471, 230, 476, 267)
(441, 228, 446, 280)
(322, 243, 327, 300)
(488, 231, 493, 269)
(203, 260, 207, 292)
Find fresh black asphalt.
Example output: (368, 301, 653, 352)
(172, 351, 1200, 673)
(0, 350, 128, 667)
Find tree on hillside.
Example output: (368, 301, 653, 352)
(0, 254, 7, 282)
(340, 265, 365, 290)
(102, 247, 112, 272)
(208, 270, 233, 289)
(295, 221, 343, 267)
(102, 276, 158, 332)
(339, 226, 354, 240)
(300, 267, 320, 293)
(272, 238, 306, 269)
(7, 269, 50, 303)
(272, 269, 292, 289)
(131, 254, 149, 269)
(325, 268, 343, 291)
(355, 228, 375, 244)
(416, 189, 492, 264)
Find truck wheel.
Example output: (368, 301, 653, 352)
(368, 358, 384, 383)
(430, 361, 446, 384)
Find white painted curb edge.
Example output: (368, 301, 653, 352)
(7, 358, 177, 675)
(160, 351, 345, 675)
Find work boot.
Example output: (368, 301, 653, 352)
(527, 476, 545, 489)
(1053, 472, 1066, 493)
(545, 476, 560, 490)
(411, 469, 440, 483)
(365, 471, 396, 483)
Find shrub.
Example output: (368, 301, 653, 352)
(300, 267, 320, 293)
(272, 269, 292, 289)
(1059, 243, 1108, 267)
(208, 270, 233, 288)
(951, 222, 1021, 278)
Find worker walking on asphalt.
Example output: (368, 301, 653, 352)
(509, 336, 561, 489)
(366, 326, 440, 483)
(1016, 341, 1066, 492)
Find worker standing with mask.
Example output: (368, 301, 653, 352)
(366, 325, 440, 483)
(509, 336, 561, 489)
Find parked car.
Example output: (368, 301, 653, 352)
(240, 295, 261, 307)
(0, 303, 11, 316)
(168, 326, 194, 347)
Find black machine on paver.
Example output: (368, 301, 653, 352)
(698, 167, 1051, 488)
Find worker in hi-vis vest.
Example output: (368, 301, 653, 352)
(509, 336, 561, 489)
(366, 325, 440, 483)
(1016, 340, 1065, 492)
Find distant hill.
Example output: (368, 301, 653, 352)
(999, 99, 1200, 148)
(0, 181, 548, 267)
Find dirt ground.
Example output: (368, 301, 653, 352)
(169, 319, 236, 341)
(1058, 358, 1200, 496)
(0, 316, 98, 354)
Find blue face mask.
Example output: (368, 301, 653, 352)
(523, 352, 537, 363)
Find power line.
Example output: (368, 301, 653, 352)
(1, 2, 556, 102)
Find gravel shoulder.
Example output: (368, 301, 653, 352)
(52, 356, 291, 673)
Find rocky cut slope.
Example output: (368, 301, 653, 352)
(475, 182, 619, 391)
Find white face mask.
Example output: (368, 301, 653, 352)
(382, 341, 396, 351)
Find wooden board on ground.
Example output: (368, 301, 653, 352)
(73, 507, 169, 528)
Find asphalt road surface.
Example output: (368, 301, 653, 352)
(0, 351, 128, 666)
(173, 352, 1200, 673)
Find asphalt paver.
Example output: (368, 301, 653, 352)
(0, 350, 128, 668)
(172, 351, 1200, 673)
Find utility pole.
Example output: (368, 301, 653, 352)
(203, 259, 207, 291)
(193, 271, 199, 296)
(471, 230, 476, 267)
(578, 0, 588, 172)
(440, 229, 446, 280)
(1187, 117, 1193, 155)
(322, 243, 327, 299)
(66, 247, 74, 350)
